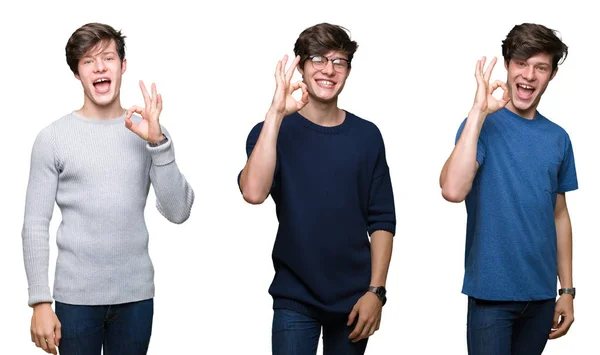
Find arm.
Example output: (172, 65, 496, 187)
(125, 81, 194, 224)
(22, 127, 61, 353)
(239, 55, 307, 204)
(439, 56, 509, 202)
(549, 193, 574, 339)
(239, 110, 284, 204)
(348, 133, 396, 343)
(148, 127, 195, 224)
(369, 230, 393, 288)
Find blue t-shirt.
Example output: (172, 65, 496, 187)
(239, 111, 396, 320)
(456, 108, 578, 301)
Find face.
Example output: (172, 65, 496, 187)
(298, 50, 351, 103)
(75, 40, 126, 108)
(504, 52, 557, 118)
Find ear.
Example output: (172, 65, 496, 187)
(550, 67, 558, 81)
(121, 58, 127, 75)
(74, 73, 81, 81)
(504, 59, 509, 71)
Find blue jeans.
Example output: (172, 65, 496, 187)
(55, 298, 153, 355)
(467, 297, 555, 355)
(272, 309, 368, 355)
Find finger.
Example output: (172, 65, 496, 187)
(552, 310, 560, 329)
(34, 334, 41, 348)
(281, 55, 288, 79)
(375, 317, 381, 331)
(157, 93, 163, 114)
(46, 336, 58, 354)
(359, 319, 373, 340)
(347, 307, 358, 326)
(349, 320, 366, 341)
(55, 322, 62, 347)
(126, 105, 144, 119)
(483, 56, 497, 82)
(139, 80, 151, 107)
(367, 320, 378, 337)
(31, 329, 35, 342)
(285, 55, 301, 83)
(151, 83, 158, 110)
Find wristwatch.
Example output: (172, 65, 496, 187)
(558, 288, 576, 299)
(149, 135, 168, 147)
(368, 286, 387, 306)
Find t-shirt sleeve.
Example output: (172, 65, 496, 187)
(455, 118, 486, 166)
(557, 133, 578, 193)
(237, 122, 280, 192)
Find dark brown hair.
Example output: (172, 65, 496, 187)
(502, 23, 568, 72)
(65, 23, 126, 75)
(294, 23, 358, 70)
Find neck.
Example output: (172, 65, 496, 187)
(77, 95, 125, 120)
(505, 101, 537, 120)
(299, 98, 344, 127)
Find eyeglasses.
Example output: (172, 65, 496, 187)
(308, 55, 350, 72)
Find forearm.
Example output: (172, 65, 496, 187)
(369, 230, 393, 287)
(240, 110, 283, 204)
(556, 207, 573, 289)
(440, 109, 485, 202)
(149, 139, 194, 224)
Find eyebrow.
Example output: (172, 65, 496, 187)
(81, 50, 118, 59)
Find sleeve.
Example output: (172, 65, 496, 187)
(148, 125, 195, 224)
(557, 133, 578, 193)
(236, 122, 280, 193)
(367, 129, 396, 236)
(455, 118, 486, 166)
(22, 127, 58, 306)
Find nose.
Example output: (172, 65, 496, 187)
(321, 60, 335, 75)
(94, 59, 107, 73)
(523, 65, 535, 81)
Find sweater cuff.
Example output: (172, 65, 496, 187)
(368, 223, 396, 237)
(147, 137, 175, 166)
(28, 285, 53, 307)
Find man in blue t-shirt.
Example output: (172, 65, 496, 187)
(439, 23, 577, 355)
(237, 23, 396, 355)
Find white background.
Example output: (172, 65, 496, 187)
(1, 0, 598, 354)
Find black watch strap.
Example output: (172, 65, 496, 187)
(558, 287, 576, 299)
(368, 286, 387, 306)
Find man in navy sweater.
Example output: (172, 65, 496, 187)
(238, 23, 396, 354)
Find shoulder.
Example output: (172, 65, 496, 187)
(346, 111, 384, 141)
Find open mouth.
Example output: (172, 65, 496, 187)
(315, 79, 336, 88)
(93, 78, 111, 94)
(516, 83, 535, 100)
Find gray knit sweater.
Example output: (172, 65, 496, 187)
(22, 111, 194, 306)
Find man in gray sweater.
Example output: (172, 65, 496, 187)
(22, 23, 194, 355)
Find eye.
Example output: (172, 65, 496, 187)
(537, 66, 547, 72)
(311, 56, 324, 63)
(106, 57, 114, 61)
(83, 60, 93, 64)
(518, 62, 526, 67)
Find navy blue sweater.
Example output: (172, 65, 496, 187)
(240, 111, 396, 320)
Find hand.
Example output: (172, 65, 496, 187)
(347, 292, 382, 343)
(269, 55, 308, 117)
(125, 80, 164, 144)
(30, 303, 61, 354)
(549, 295, 574, 339)
(472, 56, 510, 116)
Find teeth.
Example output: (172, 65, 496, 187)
(94, 78, 109, 83)
(518, 84, 534, 90)
(317, 80, 334, 86)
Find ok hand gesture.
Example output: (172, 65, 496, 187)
(472, 56, 510, 115)
(125, 80, 164, 144)
(269, 55, 309, 117)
